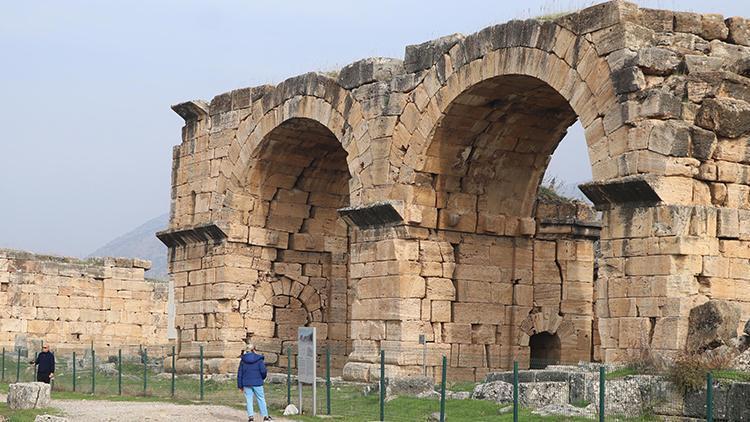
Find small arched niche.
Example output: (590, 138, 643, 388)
(529, 331, 562, 369)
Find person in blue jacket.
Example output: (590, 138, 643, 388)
(238, 343, 272, 421)
(32, 344, 55, 383)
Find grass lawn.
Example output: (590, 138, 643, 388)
(713, 369, 750, 382)
(0, 403, 61, 422)
(447, 381, 477, 392)
(0, 356, 673, 421)
(606, 367, 639, 380)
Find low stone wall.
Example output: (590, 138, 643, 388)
(0, 249, 170, 355)
(476, 365, 750, 420)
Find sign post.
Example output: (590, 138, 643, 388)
(297, 327, 317, 416)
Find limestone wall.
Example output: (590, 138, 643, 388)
(160, 0, 750, 380)
(343, 199, 599, 382)
(0, 249, 170, 355)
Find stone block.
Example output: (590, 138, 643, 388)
(442, 323, 472, 343)
(695, 98, 750, 139)
(471, 324, 496, 344)
(431, 300, 452, 322)
(7, 382, 51, 409)
(404, 34, 463, 73)
(686, 300, 741, 352)
(351, 320, 386, 340)
(635, 47, 680, 75)
(701, 14, 729, 40)
(519, 382, 569, 408)
(727, 17, 750, 46)
(426, 277, 456, 300)
(351, 298, 422, 321)
(357, 275, 426, 299)
(727, 382, 750, 420)
(453, 302, 505, 325)
(34, 415, 68, 422)
(458, 344, 486, 368)
(674, 11, 702, 34)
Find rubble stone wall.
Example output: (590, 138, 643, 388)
(0, 249, 169, 354)
(161, 1, 750, 380)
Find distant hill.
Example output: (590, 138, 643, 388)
(89, 213, 169, 280)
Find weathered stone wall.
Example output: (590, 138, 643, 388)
(344, 200, 598, 382)
(161, 1, 750, 380)
(0, 249, 170, 354)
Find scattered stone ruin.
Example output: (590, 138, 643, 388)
(472, 364, 750, 420)
(0, 249, 170, 355)
(159, 1, 750, 381)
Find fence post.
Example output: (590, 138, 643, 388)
(143, 347, 148, 395)
(171, 345, 176, 398)
(16, 348, 20, 383)
(513, 361, 518, 422)
(72, 352, 77, 392)
(91, 348, 96, 395)
(707, 372, 714, 422)
(199, 345, 204, 401)
(379, 350, 385, 422)
(599, 365, 605, 422)
(439, 355, 447, 422)
(286, 346, 291, 406)
(326, 346, 331, 415)
(118, 349, 122, 396)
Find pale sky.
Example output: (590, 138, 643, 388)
(1, 0, 748, 257)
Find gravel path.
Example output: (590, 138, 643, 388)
(1, 393, 294, 421)
(51, 399, 262, 421)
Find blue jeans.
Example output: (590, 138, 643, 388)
(243, 385, 268, 417)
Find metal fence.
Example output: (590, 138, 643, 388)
(0, 344, 745, 421)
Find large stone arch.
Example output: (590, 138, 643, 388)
(342, 21, 614, 379)
(404, 44, 616, 226)
(403, 41, 613, 179)
(224, 106, 355, 374)
(226, 73, 370, 208)
(162, 1, 750, 379)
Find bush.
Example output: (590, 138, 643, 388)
(667, 350, 737, 392)
(612, 343, 666, 377)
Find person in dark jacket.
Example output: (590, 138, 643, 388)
(33, 345, 55, 383)
(237, 344, 271, 421)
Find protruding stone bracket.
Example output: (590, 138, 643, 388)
(536, 219, 602, 240)
(338, 202, 404, 229)
(171, 100, 209, 122)
(579, 176, 662, 210)
(156, 223, 227, 248)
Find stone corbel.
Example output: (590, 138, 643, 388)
(579, 175, 693, 210)
(171, 100, 209, 123)
(338, 201, 405, 229)
(156, 223, 227, 248)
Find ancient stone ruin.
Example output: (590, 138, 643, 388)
(0, 249, 170, 354)
(159, 1, 750, 381)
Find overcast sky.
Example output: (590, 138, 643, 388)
(1, 0, 748, 258)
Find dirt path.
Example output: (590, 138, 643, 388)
(2, 393, 294, 421)
(53, 398, 295, 421)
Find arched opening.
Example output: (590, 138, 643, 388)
(244, 117, 350, 373)
(529, 332, 561, 369)
(543, 121, 592, 200)
(428, 74, 578, 230)
(423, 73, 598, 372)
